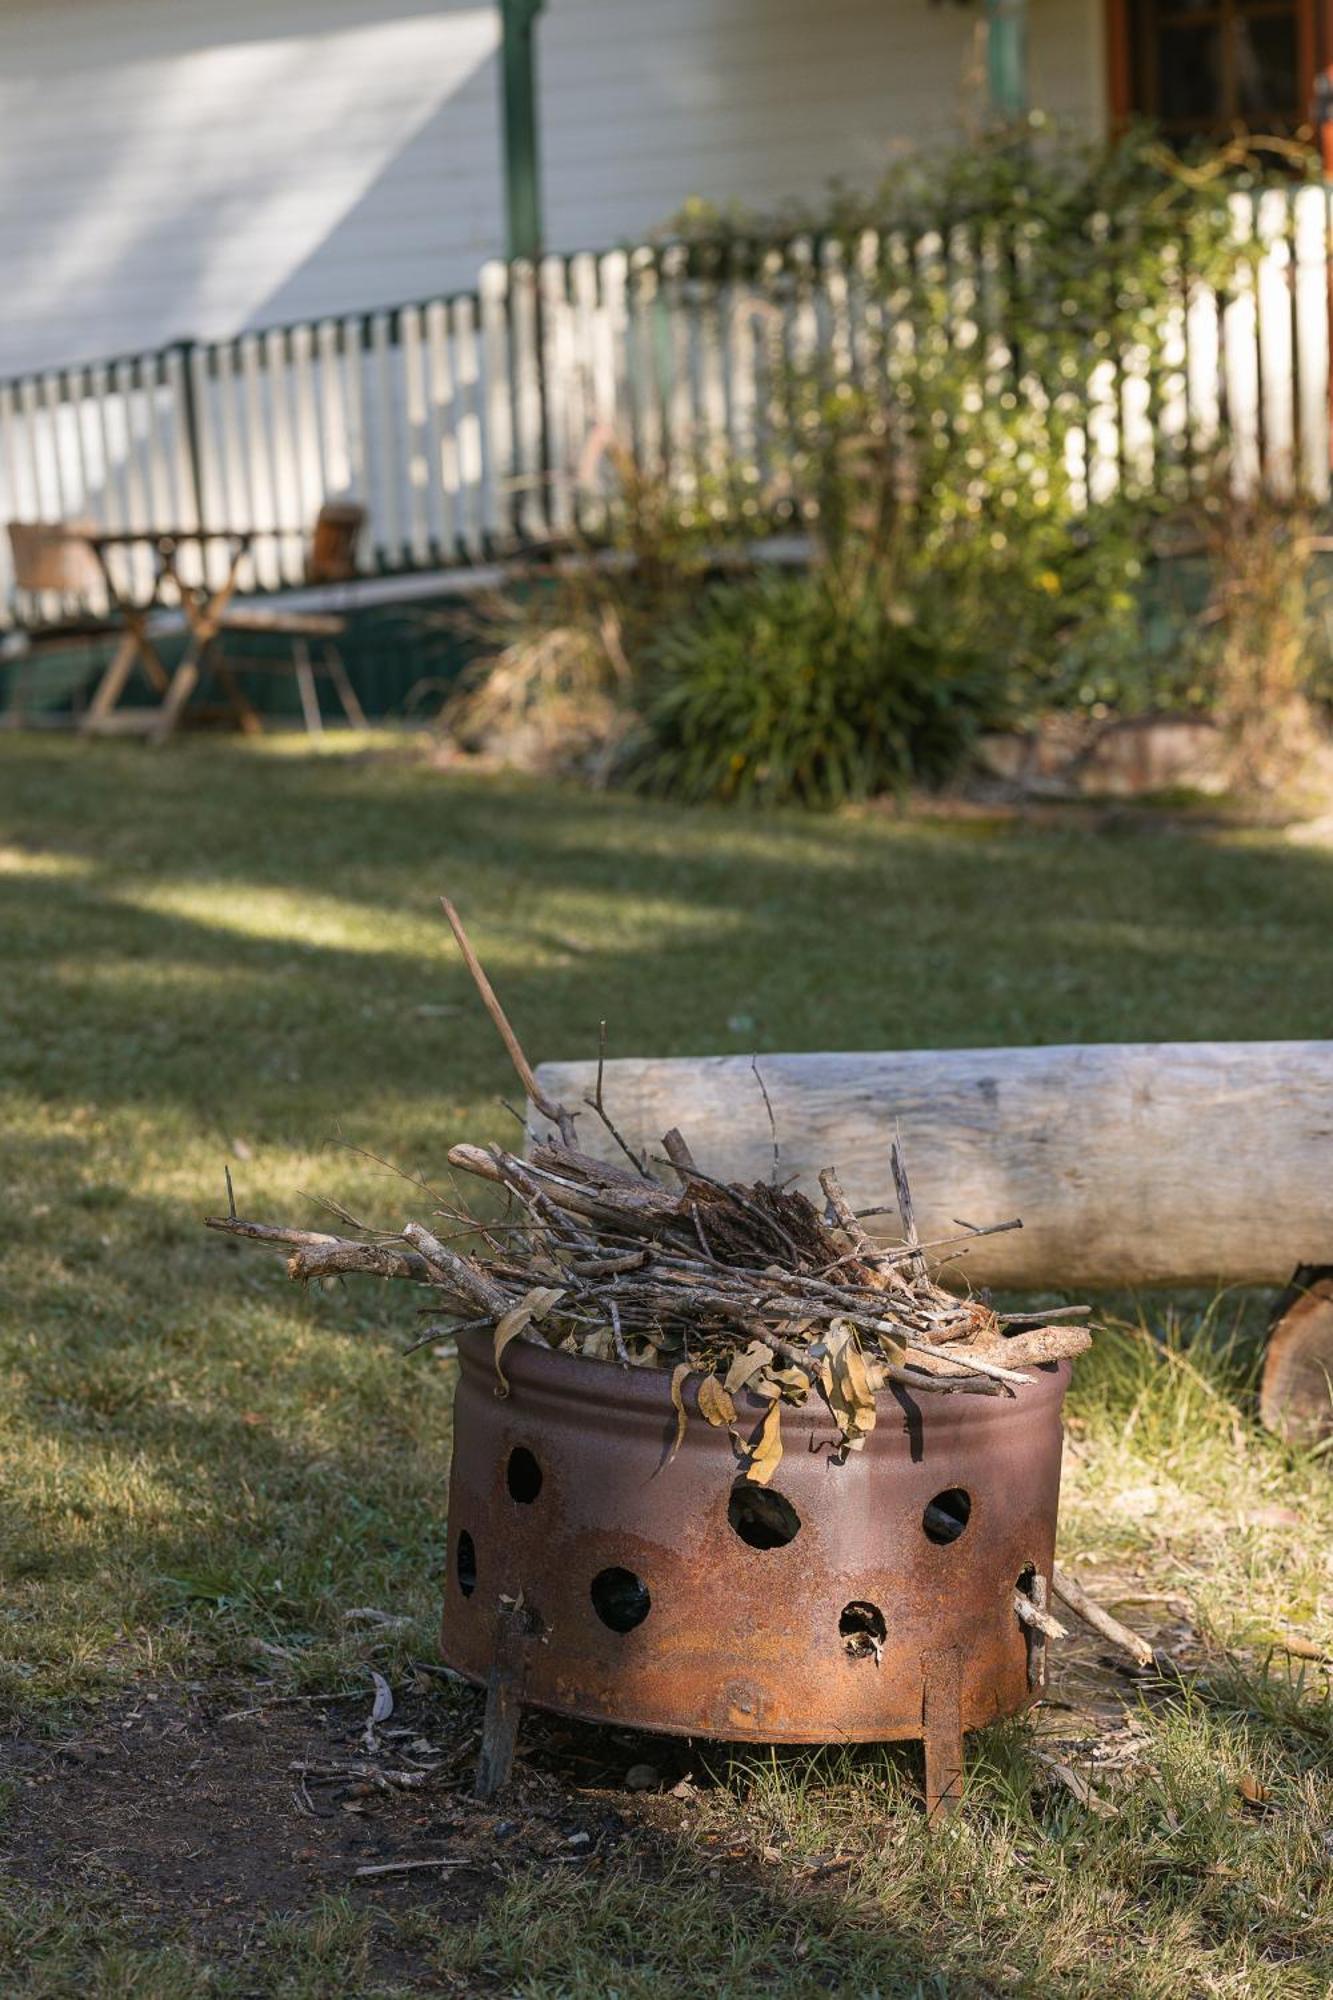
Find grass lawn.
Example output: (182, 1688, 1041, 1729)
(2, 732, 1332, 1996)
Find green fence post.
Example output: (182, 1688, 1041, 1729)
(502, 0, 546, 263)
(985, 0, 1028, 124)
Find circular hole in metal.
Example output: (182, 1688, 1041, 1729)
(506, 1446, 543, 1504)
(923, 1488, 972, 1546)
(727, 1481, 802, 1550)
(839, 1600, 887, 1662)
(590, 1566, 651, 1633)
(456, 1530, 477, 1598)
(1016, 1562, 1038, 1601)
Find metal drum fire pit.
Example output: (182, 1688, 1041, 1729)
(442, 1329, 1069, 1814)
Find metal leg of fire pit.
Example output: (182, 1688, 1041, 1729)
(474, 1596, 538, 1802)
(921, 1648, 965, 1821)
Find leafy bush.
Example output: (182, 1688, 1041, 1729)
(671, 125, 1299, 736)
(634, 566, 1003, 807)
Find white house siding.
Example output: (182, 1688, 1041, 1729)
(0, 0, 505, 375)
(0, 0, 1109, 381)
(541, 0, 985, 252)
(1030, 0, 1108, 134)
(541, 0, 1108, 255)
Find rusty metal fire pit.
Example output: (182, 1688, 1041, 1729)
(441, 1329, 1069, 1813)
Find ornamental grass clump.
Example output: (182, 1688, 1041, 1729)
(634, 565, 1001, 807)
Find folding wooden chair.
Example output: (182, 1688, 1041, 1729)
(3, 522, 127, 728)
(207, 502, 369, 736)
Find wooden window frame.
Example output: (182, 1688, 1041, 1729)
(1104, 0, 1332, 130)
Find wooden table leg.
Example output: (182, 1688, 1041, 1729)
(293, 639, 323, 736)
(81, 631, 144, 734)
(216, 660, 264, 736)
(325, 646, 368, 729)
(147, 641, 207, 746)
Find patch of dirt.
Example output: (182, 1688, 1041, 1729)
(0, 1676, 697, 1969)
(0, 1603, 1192, 1981)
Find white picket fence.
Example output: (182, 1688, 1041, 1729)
(2, 185, 1331, 628)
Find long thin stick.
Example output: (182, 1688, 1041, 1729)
(1013, 1592, 1067, 1640)
(750, 1057, 780, 1184)
(1051, 1565, 1155, 1667)
(206, 1214, 341, 1250)
(354, 1858, 468, 1879)
(901, 1339, 1032, 1387)
(584, 1019, 649, 1176)
(205, 1214, 436, 1284)
(440, 894, 576, 1144)
(890, 1126, 925, 1281)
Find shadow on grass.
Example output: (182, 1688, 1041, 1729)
(6, 739, 1333, 1150)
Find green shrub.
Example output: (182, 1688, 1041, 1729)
(633, 566, 1003, 807)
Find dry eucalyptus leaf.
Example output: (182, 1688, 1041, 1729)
(493, 1285, 565, 1395)
(724, 1340, 773, 1397)
(369, 1670, 394, 1725)
(742, 1400, 783, 1486)
(769, 1365, 811, 1402)
(697, 1376, 736, 1428)
(669, 1362, 692, 1461)
(1237, 1772, 1274, 1814)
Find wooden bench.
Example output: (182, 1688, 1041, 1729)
(534, 1041, 1333, 1443)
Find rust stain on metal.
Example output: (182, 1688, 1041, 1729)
(441, 1330, 1067, 1746)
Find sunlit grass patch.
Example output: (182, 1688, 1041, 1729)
(0, 845, 94, 880)
(112, 881, 435, 957)
(1062, 1301, 1333, 1657)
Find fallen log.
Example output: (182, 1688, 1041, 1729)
(535, 1043, 1333, 1291)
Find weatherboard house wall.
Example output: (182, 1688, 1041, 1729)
(0, 0, 1105, 379)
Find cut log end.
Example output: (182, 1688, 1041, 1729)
(1260, 1270, 1333, 1446)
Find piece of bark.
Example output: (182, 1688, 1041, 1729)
(474, 1597, 537, 1801)
(971, 1326, 1093, 1368)
(1259, 1271, 1333, 1445)
(921, 1647, 964, 1820)
(890, 1132, 926, 1281)
(448, 1143, 673, 1235)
